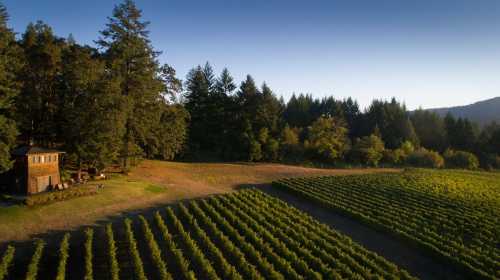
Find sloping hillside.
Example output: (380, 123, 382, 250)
(429, 97, 500, 126)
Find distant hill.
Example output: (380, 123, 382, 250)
(426, 97, 500, 126)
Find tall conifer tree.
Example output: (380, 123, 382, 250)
(0, 3, 22, 172)
(97, 0, 164, 171)
(60, 44, 126, 173)
(17, 21, 63, 146)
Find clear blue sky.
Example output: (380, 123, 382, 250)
(3, 0, 500, 109)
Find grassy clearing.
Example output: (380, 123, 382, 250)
(0, 175, 173, 242)
(0, 160, 397, 242)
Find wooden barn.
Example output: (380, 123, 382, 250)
(11, 146, 64, 195)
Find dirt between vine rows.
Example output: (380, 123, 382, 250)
(257, 184, 466, 280)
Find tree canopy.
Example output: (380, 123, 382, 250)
(0, 0, 497, 174)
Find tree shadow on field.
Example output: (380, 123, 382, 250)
(246, 182, 466, 280)
(0, 194, 219, 280)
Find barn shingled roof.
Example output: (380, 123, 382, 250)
(11, 146, 65, 156)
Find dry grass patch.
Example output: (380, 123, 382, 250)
(0, 160, 398, 242)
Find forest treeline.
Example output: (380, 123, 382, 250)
(0, 0, 499, 174)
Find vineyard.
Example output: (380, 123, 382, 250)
(274, 169, 500, 279)
(0, 189, 414, 280)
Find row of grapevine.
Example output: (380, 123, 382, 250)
(0, 189, 418, 280)
(55, 233, 70, 280)
(165, 208, 219, 280)
(84, 229, 93, 280)
(274, 169, 500, 279)
(177, 203, 243, 280)
(236, 190, 413, 279)
(187, 201, 264, 280)
(153, 212, 195, 280)
(226, 194, 342, 278)
(219, 194, 337, 279)
(199, 199, 284, 279)
(215, 190, 413, 280)
(105, 224, 120, 280)
(0, 246, 14, 280)
(221, 194, 337, 278)
(138, 215, 172, 280)
(25, 240, 45, 280)
(124, 218, 148, 280)
(207, 197, 303, 280)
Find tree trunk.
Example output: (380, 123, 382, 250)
(77, 157, 82, 182)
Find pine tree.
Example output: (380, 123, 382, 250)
(97, 0, 164, 172)
(145, 64, 188, 160)
(183, 65, 211, 153)
(214, 68, 237, 156)
(257, 83, 282, 132)
(363, 98, 419, 149)
(159, 63, 182, 103)
(149, 103, 189, 160)
(0, 3, 22, 172)
(235, 75, 260, 160)
(444, 113, 478, 152)
(215, 68, 236, 96)
(60, 44, 125, 174)
(341, 97, 361, 138)
(17, 21, 64, 146)
(184, 65, 240, 158)
(411, 109, 447, 151)
(283, 93, 316, 128)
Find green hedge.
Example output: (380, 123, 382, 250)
(25, 186, 98, 206)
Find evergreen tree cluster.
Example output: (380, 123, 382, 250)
(0, 0, 188, 173)
(0, 0, 498, 172)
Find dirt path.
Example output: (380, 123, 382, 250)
(258, 184, 465, 280)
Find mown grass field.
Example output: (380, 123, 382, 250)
(0, 160, 397, 242)
(0, 190, 415, 280)
(274, 169, 500, 279)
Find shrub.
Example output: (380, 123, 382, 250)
(351, 134, 385, 166)
(60, 170, 71, 183)
(248, 139, 263, 162)
(406, 149, 444, 168)
(25, 186, 98, 207)
(400, 141, 415, 155)
(279, 125, 303, 161)
(382, 149, 405, 165)
(495, 156, 500, 169)
(263, 138, 280, 161)
(306, 116, 351, 162)
(444, 150, 479, 170)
